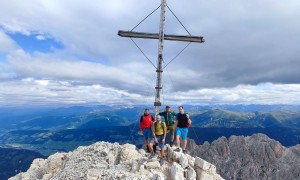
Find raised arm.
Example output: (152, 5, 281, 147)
(187, 114, 192, 125)
(188, 118, 192, 125)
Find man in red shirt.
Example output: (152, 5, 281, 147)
(139, 108, 155, 158)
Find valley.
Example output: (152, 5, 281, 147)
(1, 104, 300, 179)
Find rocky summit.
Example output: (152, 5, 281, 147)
(9, 142, 223, 180)
(189, 133, 300, 180)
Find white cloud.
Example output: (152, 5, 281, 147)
(6, 50, 150, 92)
(165, 83, 300, 105)
(1, 0, 300, 106)
(0, 30, 18, 53)
(1, 80, 299, 107)
(0, 78, 147, 107)
(36, 35, 46, 40)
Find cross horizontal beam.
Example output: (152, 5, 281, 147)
(118, 30, 205, 43)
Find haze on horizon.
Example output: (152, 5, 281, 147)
(1, 0, 300, 107)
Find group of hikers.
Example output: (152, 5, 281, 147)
(139, 105, 192, 163)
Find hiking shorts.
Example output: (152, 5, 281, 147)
(175, 127, 188, 140)
(143, 128, 153, 140)
(151, 135, 165, 149)
(167, 125, 175, 134)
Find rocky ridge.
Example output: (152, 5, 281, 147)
(189, 133, 300, 180)
(10, 142, 223, 180)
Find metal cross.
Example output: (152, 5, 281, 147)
(118, 0, 204, 116)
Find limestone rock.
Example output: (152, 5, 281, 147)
(120, 143, 141, 162)
(179, 154, 189, 169)
(9, 141, 223, 180)
(186, 166, 197, 180)
(168, 162, 184, 180)
(194, 157, 217, 174)
(145, 161, 160, 169)
(190, 133, 300, 180)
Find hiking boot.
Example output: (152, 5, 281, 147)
(148, 152, 155, 159)
(159, 158, 165, 166)
(183, 149, 188, 154)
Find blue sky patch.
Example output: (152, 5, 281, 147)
(0, 53, 7, 61)
(7, 32, 63, 53)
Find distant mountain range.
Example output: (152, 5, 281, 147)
(0, 105, 139, 130)
(1, 104, 300, 179)
(1, 105, 300, 156)
(2, 125, 300, 157)
(0, 125, 144, 156)
(2, 104, 300, 130)
(191, 109, 300, 128)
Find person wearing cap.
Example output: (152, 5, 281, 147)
(140, 108, 155, 155)
(151, 115, 167, 162)
(159, 105, 176, 146)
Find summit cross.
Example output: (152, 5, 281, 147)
(118, 0, 204, 116)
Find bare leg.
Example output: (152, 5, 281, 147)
(176, 136, 181, 148)
(183, 139, 187, 150)
(145, 139, 149, 152)
(146, 139, 153, 152)
(171, 132, 174, 143)
(161, 149, 164, 158)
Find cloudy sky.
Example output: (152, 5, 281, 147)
(1, 0, 300, 107)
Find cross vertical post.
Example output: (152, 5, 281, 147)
(154, 0, 167, 117)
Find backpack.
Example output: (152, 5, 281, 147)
(163, 112, 176, 126)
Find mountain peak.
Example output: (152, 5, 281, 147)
(190, 134, 300, 180)
(10, 141, 223, 180)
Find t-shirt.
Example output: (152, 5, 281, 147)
(176, 113, 189, 128)
(152, 121, 166, 136)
